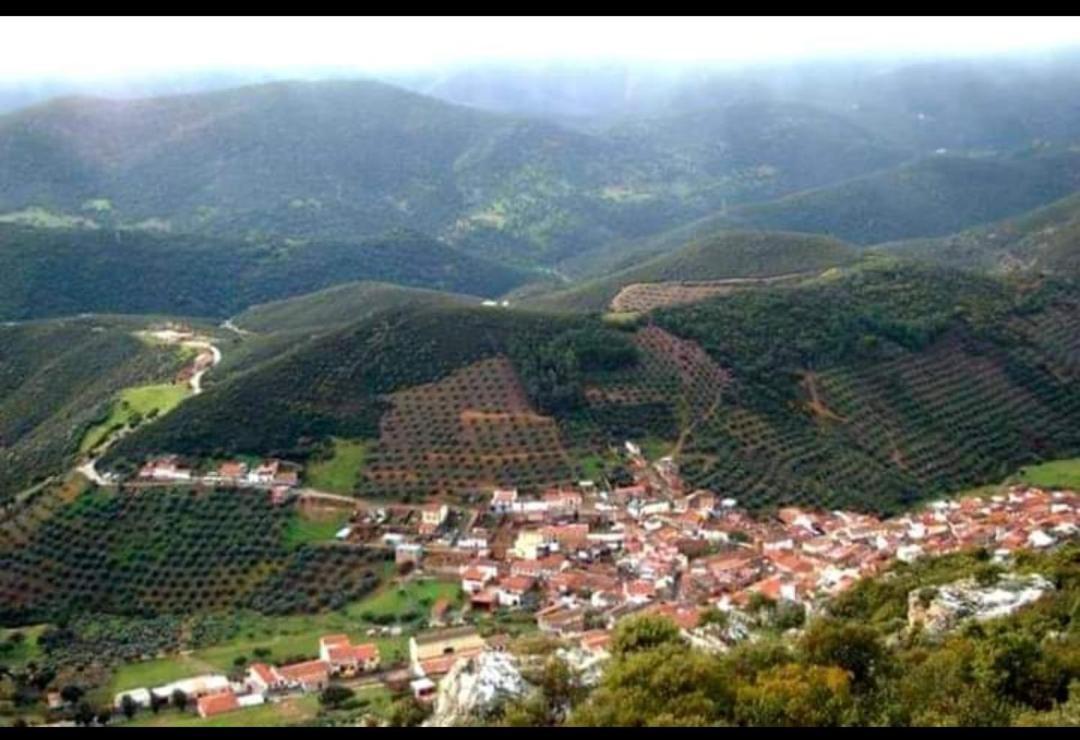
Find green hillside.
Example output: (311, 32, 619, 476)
(727, 150, 1080, 245)
(0, 223, 526, 321)
(883, 190, 1080, 276)
(526, 230, 859, 312)
(103, 262, 1080, 514)
(563, 149, 1080, 278)
(0, 79, 921, 267)
(233, 280, 480, 334)
(101, 304, 611, 470)
(0, 317, 190, 499)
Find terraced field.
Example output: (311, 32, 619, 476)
(361, 357, 575, 499)
(0, 487, 389, 623)
(663, 293, 1080, 513)
(609, 272, 811, 313)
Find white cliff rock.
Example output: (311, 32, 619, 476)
(427, 651, 530, 727)
(907, 573, 1055, 634)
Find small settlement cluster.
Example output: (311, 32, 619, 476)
(113, 628, 488, 719)
(115, 440, 1080, 720)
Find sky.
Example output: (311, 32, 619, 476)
(3, 16, 1080, 82)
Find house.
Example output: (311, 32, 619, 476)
(409, 626, 486, 677)
(541, 524, 590, 551)
(411, 677, 438, 703)
(319, 635, 380, 676)
(512, 530, 550, 560)
(579, 630, 612, 657)
(196, 691, 240, 719)
(273, 468, 300, 488)
(246, 663, 286, 695)
(536, 604, 586, 635)
(113, 688, 152, 710)
(543, 489, 583, 513)
(248, 460, 280, 485)
(456, 530, 489, 555)
(420, 503, 449, 534)
(461, 565, 497, 594)
(396, 543, 424, 565)
(491, 488, 519, 514)
(138, 455, 192, 482)
(277, 660, 331, 692)
(470, 587, 498, 611)
(623, 579, 656, 604)
(151, 674, 230, 701)
(218, 461, 248, 481)
(497, 575, 536, 608)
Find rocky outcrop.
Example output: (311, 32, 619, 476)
(554, 646, 606, 688)
(427, 651, 530, 727)
(907, 573, 1055, 634)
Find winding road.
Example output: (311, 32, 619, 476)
(76, 332, 223, 486)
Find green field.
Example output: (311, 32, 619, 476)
(304, 438, 369, 494)
(80, 383, 191, 453)
(107, 578, 461, 695)
(0, 624, 47, 668)
(110, 654, 217, 694)
(284, 510, 351, 549)
(128, 694, 320, 727)
(351, 579, 462, 621)
(1016, 458, 1080, 490)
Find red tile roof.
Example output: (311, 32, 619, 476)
(197, 691, 239, 717)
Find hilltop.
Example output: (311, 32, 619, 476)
(525, 230, 859, 312)
(232, 281, 481, 334)
(0, 78, 936, 268)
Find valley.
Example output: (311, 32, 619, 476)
(2, 39, 1080, 728)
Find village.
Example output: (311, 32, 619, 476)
(110, 439, 1080, 722)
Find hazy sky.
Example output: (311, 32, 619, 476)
(4, 16, 1080, 81)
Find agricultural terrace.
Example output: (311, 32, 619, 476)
(608, 272, 808, 314)
(361, 357, 575, 500)
(0, 487, 388, 623)
(654, 264, 1080, 514)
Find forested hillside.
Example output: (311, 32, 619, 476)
(883, 190, 1080, 276)
(526, 230, 858, 312)
(0, 224, 525, 320)
(103, 262, 1080, 514)
(0, 317, 189, 500)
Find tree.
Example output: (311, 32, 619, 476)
(60, 684, 84, 705)
(319, 685, 355, 709)
(699, 607, 730, 629)
(734, 663, 853, 727)
(388, 696, 431, 727)
(570, 643, 733, 726)
(120, 694, 138, 720)
(171, 688, 189, 712)
(799, 619, 888, 692)
(772, 600, 806, 631)
(610, 615, 683, 657)
(96, 709, 112, 726)
(73, 701, 97, 727)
